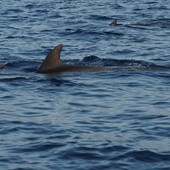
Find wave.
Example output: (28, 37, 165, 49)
(113, 150, 170, 162)
(3, 57, 170, 73)
(59, 146, 170, 164)
(81, 55, 170, 70)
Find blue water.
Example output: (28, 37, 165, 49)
(0, 0, 170, 169)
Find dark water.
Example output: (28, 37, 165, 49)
(0, 0, 170, 169)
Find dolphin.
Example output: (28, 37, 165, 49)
(0, 44, 134, 74)
(110, 20, 151, 27)
(37, 44, 119, 74)
(37, 44, 170, 74)
(109, 20, 121, 26)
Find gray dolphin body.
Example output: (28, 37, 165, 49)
(110, 20, 151, 27)
(37, 44, 122, 74)
(0, 44, 131, 74)
(37, 44, 170, 74)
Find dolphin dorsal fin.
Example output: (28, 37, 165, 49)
(38, 44, 64, 73)
(0, 64, 5, 69)
(110, 20, 118, 26)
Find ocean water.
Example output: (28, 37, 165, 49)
(0, 0, 170, 170)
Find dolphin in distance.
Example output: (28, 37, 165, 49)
(110, 20, 151, 27)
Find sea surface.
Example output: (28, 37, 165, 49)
(0, 0, 170, 170)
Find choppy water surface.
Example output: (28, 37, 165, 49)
(0, 0, 170, 169)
